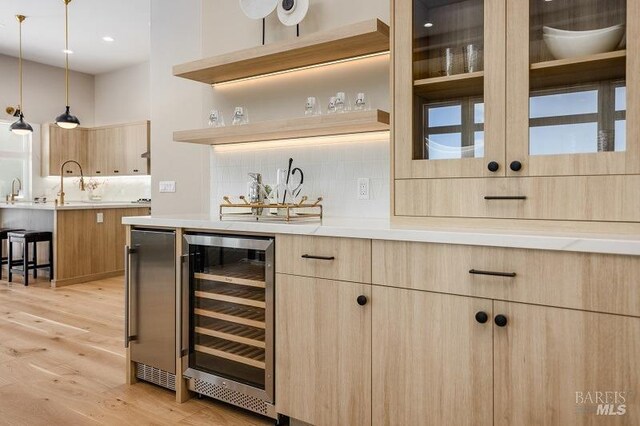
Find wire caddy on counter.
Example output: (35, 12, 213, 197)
(219, 195, 323, 223)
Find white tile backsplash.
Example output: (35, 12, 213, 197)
(210, 132, 390, 218)
(33, 175, 151, 202)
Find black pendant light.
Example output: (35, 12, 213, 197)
(10, 15, 33, 136)
(55, 0, 80, 129)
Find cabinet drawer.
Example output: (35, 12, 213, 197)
(372, 240, 640, 317)
(395, 175, 640, 222)
(276, 235, 371, 283)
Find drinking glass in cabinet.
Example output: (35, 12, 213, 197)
(354, 93, 368, 111)
(528, 0, 626, 156)
(335, 92, 350, 113)
(413, 0, 484, 80)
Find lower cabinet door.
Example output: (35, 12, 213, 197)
(276, 274, 371, 426)
(494, 301, 640, 425)
(372, 287, 494, 426)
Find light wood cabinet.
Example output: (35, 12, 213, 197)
(494, 301, 640, 425)
(372, 240, 640, 317)
(42, 124, 89, 176)
(392, 0, 640, 226)
(46, 121, 150, 177)
(372, 287, 493, 426)
(276, 235, 371, 283)
(276, 274, 371, 426)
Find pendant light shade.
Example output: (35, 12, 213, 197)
(10, 15, 33, 135)
(10, 113, 34, 136)
(55, 106, 80, 129)
(55, 0, 80, 129)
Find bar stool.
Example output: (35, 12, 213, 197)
(1, 228, 24, 280)
(7, 230, 54, 286)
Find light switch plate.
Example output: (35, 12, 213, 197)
(96, 212, 104, 223)
(159, 181, 176, 193)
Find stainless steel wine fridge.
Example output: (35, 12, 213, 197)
(181, 233, 277, 419)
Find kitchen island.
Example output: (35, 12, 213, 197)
(1, 202, 150, 286)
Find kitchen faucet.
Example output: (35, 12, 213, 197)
(57, 160, 86, 205)
(9, 178, 22, 203)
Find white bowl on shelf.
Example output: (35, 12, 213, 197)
(543, 24, 625, 60)
(543, 23, 624, 37)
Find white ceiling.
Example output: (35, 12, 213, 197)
(0, 0, 150, 75)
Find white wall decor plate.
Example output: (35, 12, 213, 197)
(240, 0, 278, 20)
(277, 0, 309, 26)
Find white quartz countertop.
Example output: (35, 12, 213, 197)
(122, 215, 640, 256)
(1, 201, 151, 211)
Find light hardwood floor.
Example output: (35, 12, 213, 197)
(0, 273, 272, 426)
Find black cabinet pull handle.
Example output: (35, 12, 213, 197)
(475, 311, 489, 324)
(494, 314, 508, 327)
(133, 169, 139, 173)
(510, 161, 522, 172)
(484, 196, 527, 200)
(96, 171, 101, 174)
(357, 295, 368, 306)
(487, 161, 500, 172)
(114, 170, 120, 173)
(469, 269, 517, 278)
(301, 254, 335, 261)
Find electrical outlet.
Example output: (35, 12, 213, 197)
(159, 181, 176, 193)
(96, 212, 104, 223)
(358, 178, 370, 200)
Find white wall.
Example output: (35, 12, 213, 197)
(94, 61, 150, 126)
(0, 54, 95, 127)
(149, 0, 210, 215)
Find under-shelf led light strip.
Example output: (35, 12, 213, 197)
(212, 130, 390, 152)
(213, 51, 390, 87)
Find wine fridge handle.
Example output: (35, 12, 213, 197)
(180, 254, 191, 357)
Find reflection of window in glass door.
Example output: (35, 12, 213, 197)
(529, 81, 626, 156)
(0, 121, 32, 198)
(422, 98, 485, 160)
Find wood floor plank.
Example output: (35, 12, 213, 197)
(0, 275, 273, 425)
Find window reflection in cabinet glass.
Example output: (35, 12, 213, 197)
(529, 82, 626, 156)
(423, 98, 484, 160)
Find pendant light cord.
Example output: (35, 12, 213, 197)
(19, 17, 23, 111)
(65, 0, 70, 106)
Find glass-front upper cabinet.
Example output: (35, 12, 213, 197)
(394, 0, 506, 178)
(506, 0, 639, 176)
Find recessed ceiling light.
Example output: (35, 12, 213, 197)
(63, 49, 74, 54)
(424, 22, 433, 28)
(102, 36, 114, 42)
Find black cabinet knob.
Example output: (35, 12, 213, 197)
(487, 161, 500, 172)
(357, 295, 368, 306)
(510, 161, 522, 172)
(494, 314, 508, 327)
(475, 311, 489, 324)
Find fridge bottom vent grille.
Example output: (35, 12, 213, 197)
(193, 378, 268, 415)
(135, 363, 176, 391)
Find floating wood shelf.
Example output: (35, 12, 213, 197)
(173, 19, 390, 85)
(530, 50, 626, 89)
(414, 71, 484, 99)
(174, 109, 390, 146)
